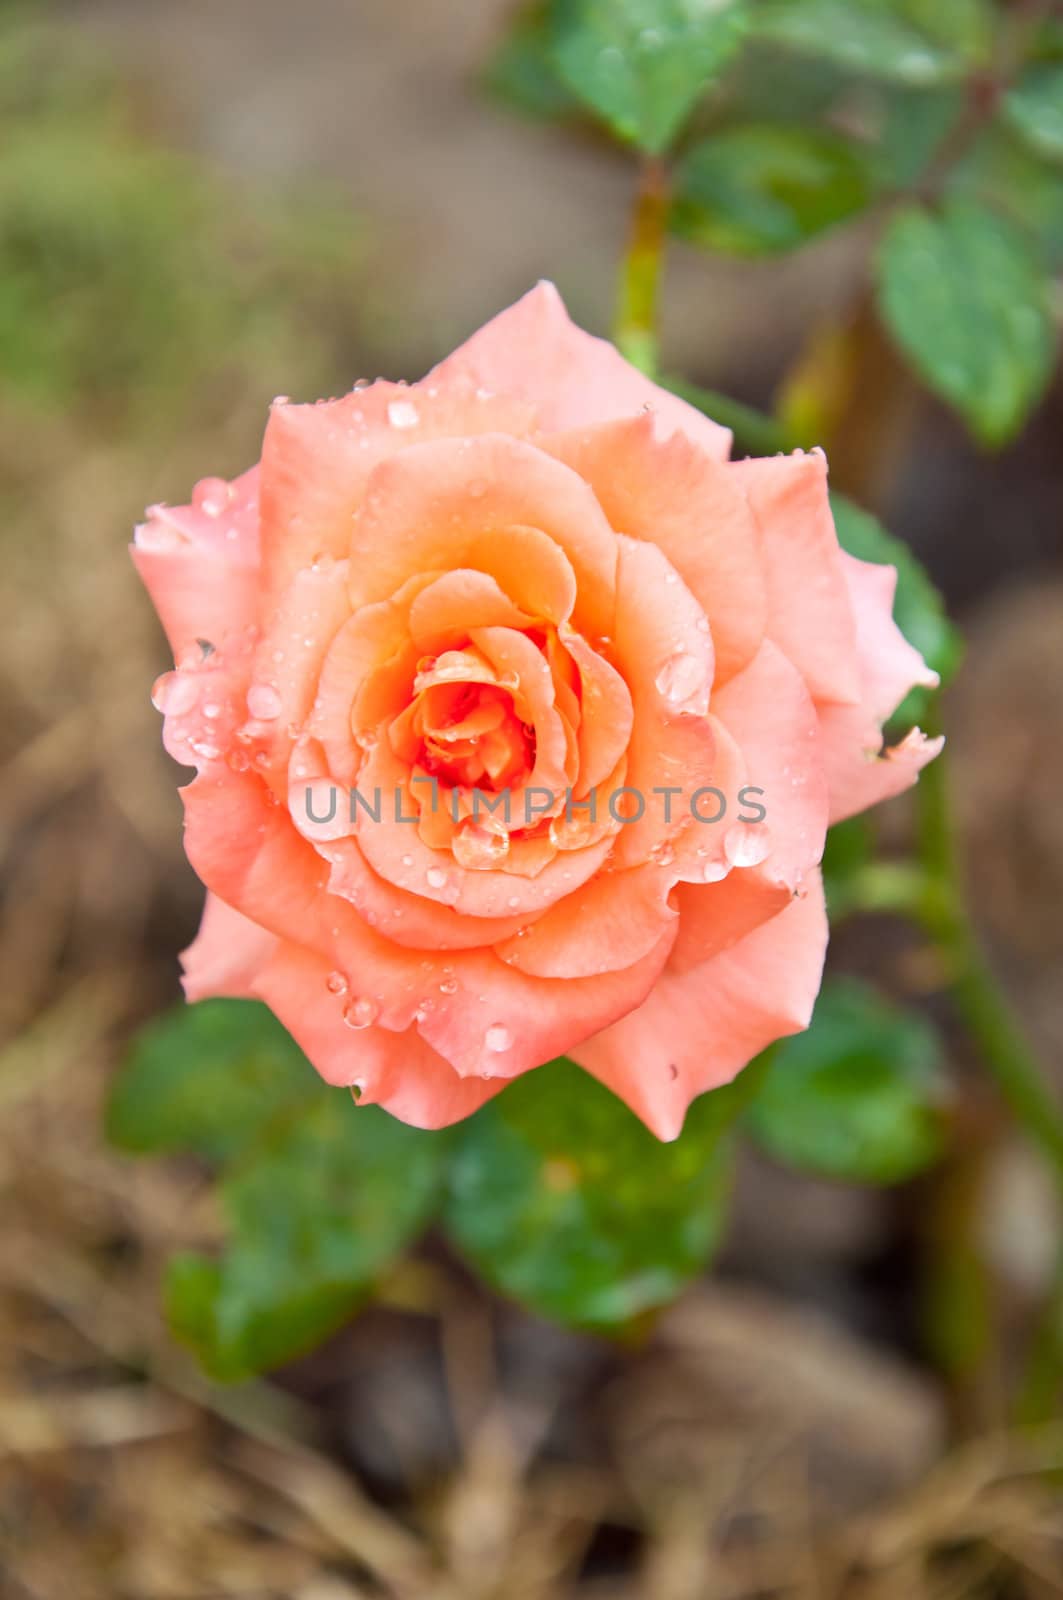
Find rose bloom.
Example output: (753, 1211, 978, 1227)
(134, 284, 941, 1139)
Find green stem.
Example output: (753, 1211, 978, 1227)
(915, 713, 1063, 1179)
(615, 156, 669, 376)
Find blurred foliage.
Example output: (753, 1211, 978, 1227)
(673, 125, 874, 254)
(444, 1056, 739, 1328)
(746, 978, 948, 1184)
(0, 8, 364, 438)
(550, 0, 751, 154)
(485, 0, 1062, 446)
(110, 980, 949, 1374)
(875, 200, 1055, 446)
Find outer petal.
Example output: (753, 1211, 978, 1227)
(730, 451, 861, 706)
(180, 892, 279, 1001)
(570, 873, 829, 1140)
(257, 379, 537, 603)
(817, 553, 943, 823)
(541, 413, 766, 682)
(250, 940, 502, 1127)
(430, 281, 732, 461)
(131, 468, 260, 660)
(667, 639, 828, 973)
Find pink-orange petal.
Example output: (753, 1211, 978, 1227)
(541, 414, 766, 683)
(559, 629, 635, 796)
(609, 534, 717, 869)
(180, 892, 280, 1001)
(407, 569, 535, 646)
(731, 450, 861, 706)
(817, 552, 943, 823)
(570, 872, 828, 1140)
(132, 468, 260, 661)
(250, 940, 502, 1126)
(493, 862, 676, 978)
(257, 379, 537, 603)
(348, 433, 618, 640)
(430, 281, 732, 460)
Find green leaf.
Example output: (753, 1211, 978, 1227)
(673, 124, 872, 254)
(748, 0, 969, 86)
(747, 978, 948, 1184)
(483, 0, 580, 120)
(444, 1058, 740, 1328)
(875, 199, 1055, 446)
(107, 1000, 316, 1162)
(951, 125, 1063, 270)
(899, 0, 993, 63)
(863, 84, 963, 190)
(166, 1098, 450, 1380)
(830, 493, 962, 701)
(549, 0, 750, 154)
(1005, 65, 1063, 166)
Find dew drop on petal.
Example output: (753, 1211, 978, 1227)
(192, 477, 233, 517)
(453, 816, 510, 870)
(655, 651, 709, 714)
(188, 737, 223, 761)
(724, 822, 771, 869)
(326, 971, 348, 995)
(387, 399, 419, 429)
(426, 864, 449, 890)
(343, 995, 379, 1029)
(440, 977, 458, 995)
(701, 858, 731, 883)
(247, 683, 283, 720)
(548, 810, 596, 851)
(485, 1023, 512, 1054)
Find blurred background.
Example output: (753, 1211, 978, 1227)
(1, 0, 1062, 1595)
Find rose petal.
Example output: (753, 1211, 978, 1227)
(570, 872, 828, 1140)
(542, 413, 766, 682)
(731, 450, 861, 705)
(431, 281, 732, 460)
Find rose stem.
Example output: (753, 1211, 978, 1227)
(614, 154, 669, 377)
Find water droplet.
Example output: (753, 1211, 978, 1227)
(650, 840, 676, 867)
(401, 853, 414, 869)
(326, 971, 348, 995)
(453, 815, 510, 870)
(202, 702, 222, 720)
(655, 651, 709, 714)
(193, 477, 233, 518)
(151, 671, 198, 716)
(548, 809, 596, 851)
(426, 864, 449, 890)
(485, 1023, 512, 1054)
(440, 977, 458, 995)
(247, 683, 282, 720)
(134, 518, 182, 552)
(188, 737, 223, 761)
(343, 995, 379, 1029)
(701, 858, 730, 883)
(724, 822, 771, 869)
(387, 399, 419, 429)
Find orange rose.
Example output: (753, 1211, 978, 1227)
(134, 284, 941, 1139)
